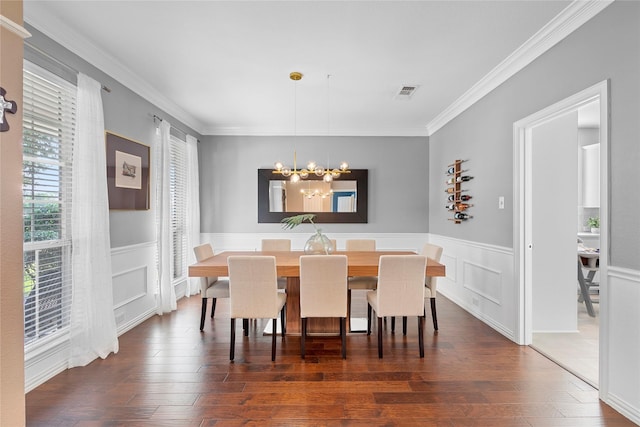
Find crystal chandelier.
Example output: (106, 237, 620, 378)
(273, 72, 349, 182)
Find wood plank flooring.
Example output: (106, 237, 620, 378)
(25, 294, 634, 426)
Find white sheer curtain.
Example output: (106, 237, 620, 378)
(185, 134, 201, 296)
(155, 120, 177, 313)
(69, 73, 119, 367)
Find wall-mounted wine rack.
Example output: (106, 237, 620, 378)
(445, 159, 473, 223)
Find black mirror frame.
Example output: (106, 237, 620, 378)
(257, 168, 368, 224)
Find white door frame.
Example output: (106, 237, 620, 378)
(513, 80, 609, 392)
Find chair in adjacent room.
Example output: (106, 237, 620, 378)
(261, 239, 291, 290)
(227, 256, 287, 362)
(367, 255, 427, 358)
(299, 255, 348, 359)
(193, 243, 230, 332)
(345, 239, 377, 331)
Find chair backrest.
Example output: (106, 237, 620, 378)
(299, 255, 348, 318)
(227, 256, 280, 319)
(345, 239, 376, 251)
(329, 239, 337, 252)
(261, 239, 291, 252)
(375, 255, 427, 317)
(194, 243, 218, 293)
(421, 243, 443, 291)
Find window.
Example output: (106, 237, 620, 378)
(22, 62, 76, 347)
(169, 135, 187, 282)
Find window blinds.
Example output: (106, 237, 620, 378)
(22, 61, 76, 347)
(169, 136, 187, 282)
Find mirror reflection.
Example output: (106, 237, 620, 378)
(269, 180, 357, 213)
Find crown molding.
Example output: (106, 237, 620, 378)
(202, 126, 429, 137)
(24, 9, 205, 135)
(1, 15, 32, 39)
(425, 0, 614, 137)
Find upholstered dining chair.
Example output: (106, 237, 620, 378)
(367, 255, 427, 358)
(227, 256, 287, 362)
(261, 239, 291, 290)
(345, 239, 377, 330)
(422, 243, 444, 330)
(299, 255, 348, 359)
(193, 243, 230, 331)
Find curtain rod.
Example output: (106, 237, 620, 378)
(24, 41, 111, 93)
(153, 114, 200, 143)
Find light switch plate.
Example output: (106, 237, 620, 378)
(498, 196, 505, 209)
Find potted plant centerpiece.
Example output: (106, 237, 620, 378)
(281, 214, 333, 255)
(587, 216, 600, 234)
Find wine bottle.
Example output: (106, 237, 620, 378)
(445, 204, 455, 210)
(454, 212, 472, 220)
(459, 195, 472, 201)
(446, 177, 456, 184)
(445, 187, 456, 194)
(446, 167, 456, 175)
(454, 203, 472, 211)
(456, 176, 474, 182)
(447, 194, 455, 201)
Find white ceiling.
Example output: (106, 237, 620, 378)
(24, 0, 575, 137)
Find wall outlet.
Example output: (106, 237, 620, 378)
(498, 196, 505, 209)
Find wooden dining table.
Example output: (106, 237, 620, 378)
(189, 250, 446, 335)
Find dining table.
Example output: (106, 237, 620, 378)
(189, 250, 446, 335)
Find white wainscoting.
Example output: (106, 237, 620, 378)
(602, 266, 640, 425)
(111, 242, 158, 335)
(428, 234, 517, 341)
(200, 232, 430, 253)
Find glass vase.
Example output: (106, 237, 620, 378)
(304, 230, 333, 255)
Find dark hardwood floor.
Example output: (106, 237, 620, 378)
(26, 293, 634, 426)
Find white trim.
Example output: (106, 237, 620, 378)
(513, 79, 609, 393)
(111, 241, 156, 256)
(0, 15, 32, 39)
(426, 0, 613, 136)
(608, 265, 640, 282)
(605, 393, 640, 427)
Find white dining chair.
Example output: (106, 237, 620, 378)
(193, 243, 230, 331)
(422, 243, 444, 330)
(261, 239, 291, 290)
(227, 256, 287, 361)
(345, 239, 377, 331)
(367, 255, 427, 358)
(299, 255, 348, 359)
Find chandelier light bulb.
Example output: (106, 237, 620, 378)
(282, 167, 291, 177)
(290, 173, 300, 183)
(307, 161, 316, 171)
(323, 173, 333, 182)
(340, 162, 349, 171)
(315, 167, 325, 176)
(274, 161, 283, 171)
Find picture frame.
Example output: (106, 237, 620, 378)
(106, 131, 150, 210)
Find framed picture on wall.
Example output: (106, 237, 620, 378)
(106, 131, 150, 210)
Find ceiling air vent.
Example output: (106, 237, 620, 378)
(395, 85, 419, 100)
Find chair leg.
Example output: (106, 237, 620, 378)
(367, 303, 372, 335)
(243, 319, 249, 336)
(340, 317, 346, 359)
(430, 298, 438, 331)
(210, 298, 217, 318)
(271, 318, 277, 361)
(301, 318, 307, 359)
(230, 318, 236, 360)
(281, 304, 287, 337)
(377, 317, 383, 359)
(402, 316, 407, 336)
(391, 317, 395, 333)
(347, 289, 352, 332)
(418, 316, 424, 358)
(200, 298, 208, 331)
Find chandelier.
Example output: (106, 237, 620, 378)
(273, 72, 350, 182)
(300, 182, 334, 199)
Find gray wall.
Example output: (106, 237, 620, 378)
(199, 135, 429, 233)
(429, 1, 640, 269)
(25, 25, 203, 248)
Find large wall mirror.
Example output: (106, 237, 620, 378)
(257, 169, 368, 223)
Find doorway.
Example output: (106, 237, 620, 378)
(513, 81, 609, 390)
